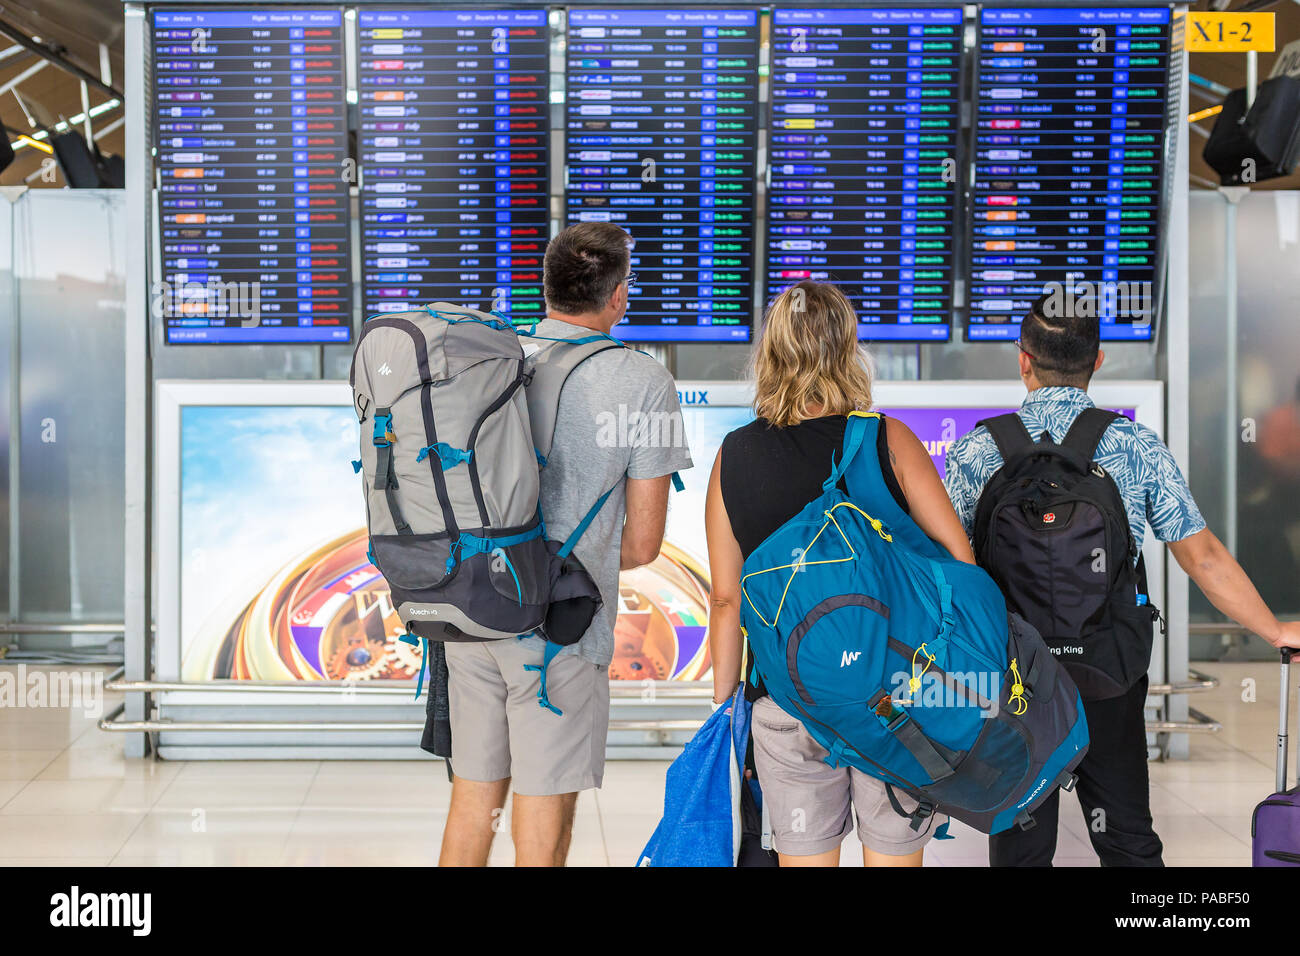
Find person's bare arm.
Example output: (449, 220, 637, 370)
(705, 449, 745, 705)
(884, 416, 976, 564)
(620, 474, 671, 570)
(1168, 527, 1300, 648)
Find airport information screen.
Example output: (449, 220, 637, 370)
(767, 7, 962, 342)
(969, 6, 1172, 341)
(152, 9, 352, 344)
(147, 7, 1180, 347)
(565, 8, 760, 342)
(357, 10, 550, 321)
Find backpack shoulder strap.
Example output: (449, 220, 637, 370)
(524, 333, 625, 462)
(975, 412, 1035, 462)
(1060, 407, 1123, 462)
(822, 411, 877, 492)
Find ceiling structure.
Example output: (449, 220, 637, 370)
(0, 0, 1295, 188)
(0, 0, 125, 186)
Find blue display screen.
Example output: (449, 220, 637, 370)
(566, 9, 760, 343)
(968, 6, 1172, 342)
(357, 10, 550, 323)
(767, 8, 962, 342)
(153, 10, 352, 344)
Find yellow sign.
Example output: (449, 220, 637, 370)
(1186, 12, 1275, 53)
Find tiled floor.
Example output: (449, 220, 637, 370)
(0, 661, 1292, 866)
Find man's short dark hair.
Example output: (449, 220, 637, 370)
(543, 222, 632, 315)
(1020, 290, 1101, 388)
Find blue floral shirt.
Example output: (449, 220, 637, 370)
(943, 386, 1206, 560)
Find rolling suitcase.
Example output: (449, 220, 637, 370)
(1252, 648, 1300, 866)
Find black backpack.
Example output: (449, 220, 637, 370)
(972, 408, 1163, 700)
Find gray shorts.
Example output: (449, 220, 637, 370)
(750, 696, 949, 857)
(445, 639, 610, 795)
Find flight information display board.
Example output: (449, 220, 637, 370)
(566, 8, 760, 342)
(768, 7, 962, 342)
(969, 6, 1172, 341)
(357, 10, 550, 321)
(153, 9, 351, 344)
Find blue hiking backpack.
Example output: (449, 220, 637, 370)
(739, 412, 1090, 835)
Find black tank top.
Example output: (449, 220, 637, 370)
(719, 414, 908, 561)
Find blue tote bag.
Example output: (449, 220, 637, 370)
(637, 684, 752, 867)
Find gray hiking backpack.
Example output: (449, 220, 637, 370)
(350, 303, 628, 712)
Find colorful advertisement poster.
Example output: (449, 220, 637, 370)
(177, 398, 1131, 684)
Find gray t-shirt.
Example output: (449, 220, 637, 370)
(523, 318, 694, 667)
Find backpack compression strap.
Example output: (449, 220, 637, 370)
(371, 406, 413, 536)
(1060, 407, 1124, 463)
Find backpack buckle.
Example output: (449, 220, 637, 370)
(908, 801, 935, 831)
(372, 414, 394, 447)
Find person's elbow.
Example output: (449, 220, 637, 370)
(621, 535, 662, 570)
(1170, 527, 1223, 578)
(710, 588, 742, 617)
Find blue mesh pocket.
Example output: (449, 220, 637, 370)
(924, 715, 1030, 814)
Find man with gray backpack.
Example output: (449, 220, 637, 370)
(944, 290, 1300, 866)
(352, 222, 691, 866)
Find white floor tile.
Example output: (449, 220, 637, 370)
(1, 777, 171, 815)
(0, 857, 113, 866)
(0, 661, 1293, 866)
(0, 749, 61, 780)
(0, 813, 144, 858)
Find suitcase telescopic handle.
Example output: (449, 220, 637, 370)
(1278, 649, 1294, 793)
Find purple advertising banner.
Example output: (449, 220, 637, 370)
(878, 406, 1136, 480)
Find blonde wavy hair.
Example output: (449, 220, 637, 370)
(751, 281, 874, 428)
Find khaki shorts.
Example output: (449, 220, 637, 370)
(751, 696, 949, 857)
(445, 639, 610, 795)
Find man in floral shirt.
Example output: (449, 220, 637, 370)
(945, 292, 1300, 867)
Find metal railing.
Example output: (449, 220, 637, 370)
(104, 677, 711, 698)
(97, 702, 703, 736)
(1, 623, 126, 634)
(99, 670, 1223, 738)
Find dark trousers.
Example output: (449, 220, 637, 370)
(990, 676, 1164, 867)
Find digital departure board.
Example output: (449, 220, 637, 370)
(768, 8, 962, 342)
(566, 9, 760, 342)
(153, 9, 351, 344)
(358, 10, 550, 321)
(969, 7, 1173, 341)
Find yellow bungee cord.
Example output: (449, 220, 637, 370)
(1007, 658, 1029, 716)
(908, 643, 936, 700)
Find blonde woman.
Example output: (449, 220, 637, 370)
(705, 280, 975, 867)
